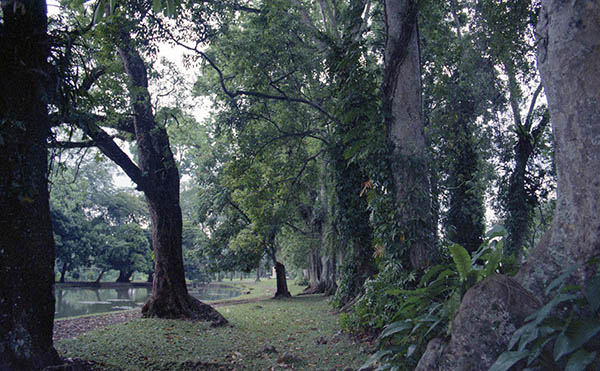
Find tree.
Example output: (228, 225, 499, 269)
(51, 205, 94, 282)
(417, 1, 600, 368)
(49, 156, 150, 282)
(421, 0, 500, 254)
(50, 160, 106, 282)
(0, 0, 60, 368)
(383, 0, 436, 269)
(95, 223, 152, 283)
(473, 0, 553, 261)
(53, 5, 226, 323)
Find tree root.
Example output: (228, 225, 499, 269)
(142, 292, 228, 327)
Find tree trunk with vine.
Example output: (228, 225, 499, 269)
(383, 0, 435, 270)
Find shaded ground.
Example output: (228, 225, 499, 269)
(53, 281, 370, 370)
(54, 295, 275, 341)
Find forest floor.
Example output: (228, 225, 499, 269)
(53, 279, 372, 370)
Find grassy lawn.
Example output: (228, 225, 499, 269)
(56, 279, 370, 370)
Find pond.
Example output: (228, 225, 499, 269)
(55, 284, 242, 319)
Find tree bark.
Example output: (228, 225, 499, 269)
(0, 0, 60, 368)
(302, 246, 325, 294)
(321, 253, 338, 296)
(273, 261, 291, 299)
(417, 1, 600, 369)
(516, 0, 600, 298)
(266, 240, 290, 298)
(383, 0, 435, 270)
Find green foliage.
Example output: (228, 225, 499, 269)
(357, 226, 510, 370)
(490, 264, 600, 371)
(94, 223, 152, 282)
(339, 262, 416, 332)
(181, 221, 212, 283)
(49, 156, 153, 281)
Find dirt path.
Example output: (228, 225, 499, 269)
(53, 295, 274, 341)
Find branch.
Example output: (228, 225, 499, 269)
(284, 221, 309, 235)
(524, 83, 544, 131)
(79, 66, 107, 93)
(60, 113, 147, 190)
(199, 48, 339, 124)
(285, 148, 325, 188)
(49, 140, 96, 149)
(531, 110, 550, 147)
(226, 196, 252, 225)
(51, 112, 135, 134)
(153, 19, 340, 125)
(291, 0, 329, 50)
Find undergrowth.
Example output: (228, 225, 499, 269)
(342, 225, 514, 370)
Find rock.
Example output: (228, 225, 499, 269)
(277, 352, 299, 364)
(262, 345, 278, 354)
(416, 275, 540, 370)
(415, 338, 445, 370)
(316, 336, 328, 344)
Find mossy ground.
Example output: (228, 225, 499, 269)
(55, 279, 370, 370)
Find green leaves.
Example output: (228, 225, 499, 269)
(493, 264, 600, 370)
(91, 0, 180, 22)
(379, 321, 413, 339)
(565, 349, 597, 371)
(151, 0, 180, 18)
(448, 243, 470, 282)
(489, 350, 529, 371)
(553, 320, 600, 361)
(584, 274, 600, 312)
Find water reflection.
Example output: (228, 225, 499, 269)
(55, 285, 241, 319)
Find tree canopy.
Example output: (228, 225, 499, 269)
(2, 0, 599, 369)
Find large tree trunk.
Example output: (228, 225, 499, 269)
(301, 246, 325, 294)
(0, 0, 60, 368)
(273, 261, 291, 299)
(116, 270, 133, 283)
(321, 253, 338, 296)
(383, 0, 435, 269)
(516, 0, 600, 298)
(417, 2, 600, 369)
(113, 30, 226, 325)
(268, 241, 290, 298)
(255, 266, 261, 282)
(59, 263, 68, 283)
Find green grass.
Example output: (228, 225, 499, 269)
(56, 280, 369, 370)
